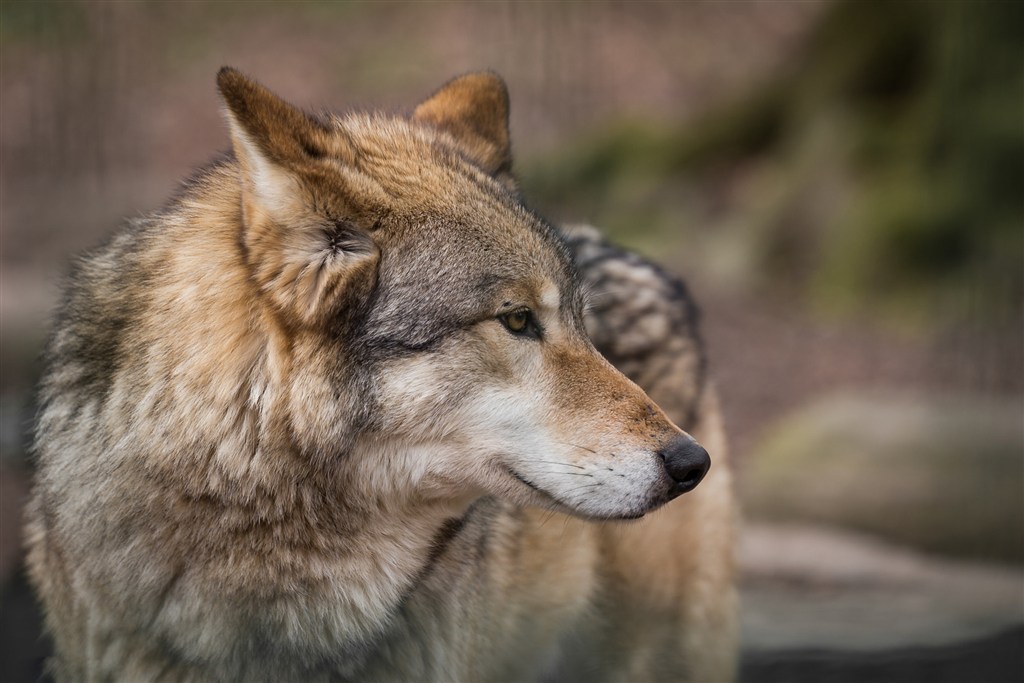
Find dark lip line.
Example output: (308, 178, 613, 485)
(501, 464, 552, 497)
(499, 464, 648, 522)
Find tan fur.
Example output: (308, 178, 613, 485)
(413, 72, 514, 182)
(26, 69, 736, 682)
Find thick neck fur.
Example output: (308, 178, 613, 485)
(92, 160, 476, 666)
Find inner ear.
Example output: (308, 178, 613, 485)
(413, 72, 513, 180)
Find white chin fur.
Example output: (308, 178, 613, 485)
(501, 449, 669, 520)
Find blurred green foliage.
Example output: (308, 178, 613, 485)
(522, 0, 1023, 327)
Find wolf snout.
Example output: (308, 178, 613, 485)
(659, 435, 710, 496)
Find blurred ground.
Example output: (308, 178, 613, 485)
(2, 1, 1022, 681)
(739, 524, 1024, 683)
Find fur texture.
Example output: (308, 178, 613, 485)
(26, 69, 737, 682)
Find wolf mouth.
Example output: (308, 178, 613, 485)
(502, 463, 551, 497)
(500, 464, 647, 521)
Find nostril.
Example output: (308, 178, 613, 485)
(676, 466, 704, 488)
(659, 435, 710, 494)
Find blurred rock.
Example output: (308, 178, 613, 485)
(739, 522, 1024, 682)
(740, 522, 1024, 651)
(742, 392, 1024, 564)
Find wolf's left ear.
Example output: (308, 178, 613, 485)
(413, 72, 514, 184)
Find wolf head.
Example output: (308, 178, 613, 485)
(217, 68, 709, 520)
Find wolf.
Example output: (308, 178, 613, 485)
(25, 69, 737, 682)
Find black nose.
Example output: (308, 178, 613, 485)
(659, 435, 710, 495)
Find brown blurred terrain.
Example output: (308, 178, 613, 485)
(2, 1, 1022, 681)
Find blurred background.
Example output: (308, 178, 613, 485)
(1, 1, 1021, 681)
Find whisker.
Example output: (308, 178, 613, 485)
(538, 508, 559, 528)
(535, 459, 587, 469)
(554, 442, 597, 455)
(531, 465, 594, 477)
(561, 482, 602, 495)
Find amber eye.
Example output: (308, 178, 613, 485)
(498, 308, 540, 338)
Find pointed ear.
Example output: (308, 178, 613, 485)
(217, 67, 348, 214)
(413, 72, 514, 182)
(218, 66, 332, 162)
(217, 68, 378, 327)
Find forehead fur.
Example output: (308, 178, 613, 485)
(323, 113, 511, 215)
(279, 113, 583, 351)
(322, 112, 576, 286)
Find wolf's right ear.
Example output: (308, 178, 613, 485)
(217, 67, 353, 215)
(413, 72, 515, 186)
(217, 68, 378, 327)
